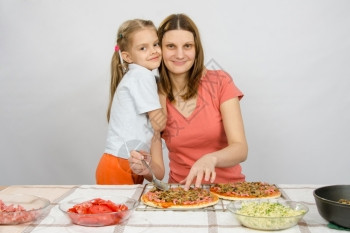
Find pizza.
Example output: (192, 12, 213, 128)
(141, 186, 219, 209)
(210, 182, 281, 200)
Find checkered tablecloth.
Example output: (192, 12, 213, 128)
(0, 184, 339, 233)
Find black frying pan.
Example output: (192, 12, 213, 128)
(313, 185, 350, 228)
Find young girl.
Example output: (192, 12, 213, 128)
(96, 19, 166, 185)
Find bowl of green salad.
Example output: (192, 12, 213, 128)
(227, 199, 308, 230)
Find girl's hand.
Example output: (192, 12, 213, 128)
(128, 150, 151, 176)
(180, 154, 217, 190)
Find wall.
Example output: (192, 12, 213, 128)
(1, 0, 349, 185)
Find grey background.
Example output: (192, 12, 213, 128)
(1, 0, 349, 185)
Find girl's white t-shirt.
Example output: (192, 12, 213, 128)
(104, 64, 161, 158)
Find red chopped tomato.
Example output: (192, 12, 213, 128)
(66, 198, 128, 226)
(89, 204, 113, 214)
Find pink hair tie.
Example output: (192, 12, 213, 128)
(115, 45, 120, 51)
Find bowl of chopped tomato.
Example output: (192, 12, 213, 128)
(0, 194, 50, 225)
(59, 196, 138, 227)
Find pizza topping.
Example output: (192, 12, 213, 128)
(237, 202, 306, 217)
(211, 182, 280, 198)
(0, 200, 36, 224)
(144, 187, 217, 207)
(234, 201, 307, 230)
(338, 199, 350, 205)
(0, 200, 26, 212)
(67, 198, 128, 214)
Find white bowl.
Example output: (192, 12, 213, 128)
(0, 194, 50, 225)
(59, 196, 138, 227)
(227, 199, 308, 230)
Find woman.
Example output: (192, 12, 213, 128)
(130, 14, 248, 189)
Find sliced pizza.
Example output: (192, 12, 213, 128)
(141, 186, 219, 209)
(210, 181, 281, 200)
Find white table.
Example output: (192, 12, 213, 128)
(0, 184, 340, 233)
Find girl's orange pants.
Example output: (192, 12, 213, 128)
(96, 153, 144, 185)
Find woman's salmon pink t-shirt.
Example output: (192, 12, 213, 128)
(162, 70, 246, 184)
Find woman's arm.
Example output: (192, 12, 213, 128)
(148, 90, 167, 132)
(137, 131, 165, 181)
(145, 93, 167, 180)
(148, 107, 166, 132)
(213, 97, 248, 166)
(129, 94, 167, 181)
(182, 97, 248, 189)
(128, 129, 165, 182)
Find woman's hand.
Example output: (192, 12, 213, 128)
(180, 154, 217, 190)
(128, 150, 151, 176)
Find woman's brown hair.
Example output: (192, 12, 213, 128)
(157, 14, 205, 102)
(107, 19, 156, 121)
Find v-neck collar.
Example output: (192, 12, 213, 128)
(167, 83, 203, 121)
